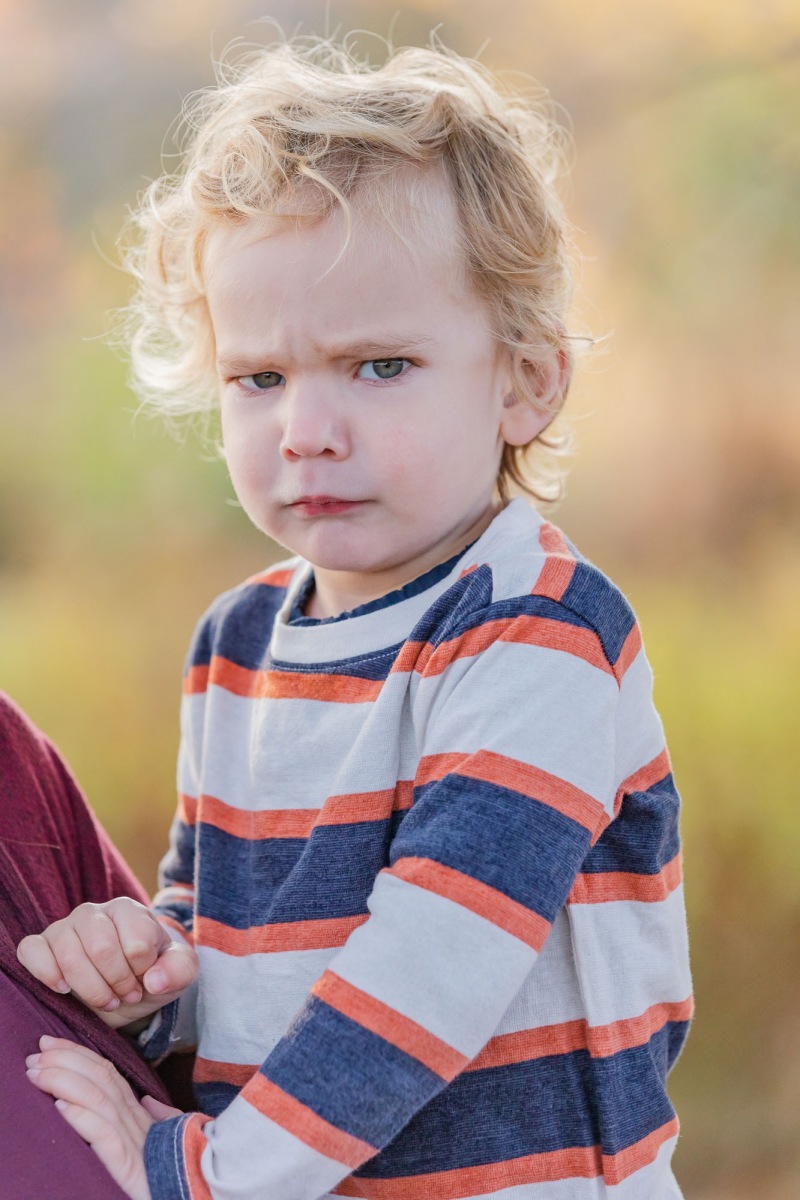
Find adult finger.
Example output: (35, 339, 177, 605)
(16, 933, 70, 994)
(140, 1095, 182, 1121)
(49, 1101, 152, 1200)
(29, 1039, 150, 1135)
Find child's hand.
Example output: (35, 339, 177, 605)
(26, 1035, 182, 1200)
(16, 897, 198, 1028)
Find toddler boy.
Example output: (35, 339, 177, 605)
(19, 37, 692, 1200)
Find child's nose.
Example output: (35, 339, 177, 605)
(279, 381, 350, 461)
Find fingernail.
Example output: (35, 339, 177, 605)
(55, 980, 70, 994)
(40, 1035, 58, 1048)
(25, 1054, 41, 1068)
(123, 989, 142, 1005)
(55, 1099, 68, 1111)
(26, 1067, 41, 1079)
(145, 970, 166, 993)
(102, 997, 120, 1012)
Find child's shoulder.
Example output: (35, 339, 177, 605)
(447, 499, 640, 679)
(183, 554, 304, 670)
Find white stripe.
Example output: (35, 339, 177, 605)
(414, 640, 620, 809)
(203, 1098, 349, 1200)
(567, 888, 692, 1026)
(187, 689, 374, 811)
(492, 909, 588, 1033)
(615, 650, 667, 784)
(195, 944, 335, 1064)
(326, 870, 537, 1058)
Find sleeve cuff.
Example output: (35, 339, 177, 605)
(137, 976, 198, 1063)
(144, 1114, 193, 1200)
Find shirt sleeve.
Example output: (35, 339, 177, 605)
(139, 694, 202, 1061)
(144, 606, 623, 1200)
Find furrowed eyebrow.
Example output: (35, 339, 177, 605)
(216, 332, 433, 376)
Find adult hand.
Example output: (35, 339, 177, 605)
(26, 1035, 183, 1200)
(16, 898, 198, 1028)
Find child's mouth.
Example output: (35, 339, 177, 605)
(289, 496, 365, 517)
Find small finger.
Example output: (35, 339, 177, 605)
(107, 900, 169, 987)
(39, 925, 124, 1011)
(142, 940, 198, 997)
(73, 909, 143, 1003)
(16, 934, 71, 993)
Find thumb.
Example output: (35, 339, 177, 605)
(141, 939, 199, 997)
(141, 1094, 183, 1121)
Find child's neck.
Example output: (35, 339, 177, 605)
(302, 502, 504, 621)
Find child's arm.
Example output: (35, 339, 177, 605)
(16, 896, 199, 1029)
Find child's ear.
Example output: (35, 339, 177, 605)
(500, 348, 571, 446)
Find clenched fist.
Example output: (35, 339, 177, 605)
(17, 897, 198, 1029)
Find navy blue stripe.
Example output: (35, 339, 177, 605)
(187, 580, 287, 672)
(353, 1024, 679, 1177)
(196, 814, 405, 927)
(583, 774, 680, 875)
(195, 1079, 240, 1117)
(263, 995, 445, 1146)
(559, 561, 636, 666)
(394, 774, 592, 924)
(269, 645, 401, 681)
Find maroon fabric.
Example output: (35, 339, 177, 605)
(0, 690, 173, 1198)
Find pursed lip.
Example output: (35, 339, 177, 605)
(287, 495, 367, 515)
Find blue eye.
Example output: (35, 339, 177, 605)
(240, 371, 284, 391)
(357, 359, 408, 381)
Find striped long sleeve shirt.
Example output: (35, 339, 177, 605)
(142, 497, 692, 1200)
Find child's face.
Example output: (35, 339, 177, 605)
(204, 198, 538, 616)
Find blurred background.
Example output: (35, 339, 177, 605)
(1, 0, 798, 1194)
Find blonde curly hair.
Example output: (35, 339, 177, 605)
(118, 36, 579, 503)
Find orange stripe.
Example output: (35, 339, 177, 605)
(196, 795, 318, 840)
(613, 748, 672, 817)
(194, 1057, 257, 1088)
(316, 783, 414, 824)
(243, 1073, 376, 1169)
(334, 1144, 604, 1197)
(458, 563, 478, 579)
(195, 913, 368, 955)
(603, 1117, 679, 1185)
(182, 1113, 213, 1200)
(614, 622, 643, 682)
(192, 786, 413, 841)
(312, 972, 469, 1081)
(183, 664, 210, 695)
(468, 997, 694, 1071)
(333, 1119, 679, 1197)
(247, 566, 296, 589)
(534, 523, 576, 601)
(179, 793, 198, 826)
(468, 1019, 588, 1070)
(388, 857, 550, 952)
(590, 999, 694, 1059)
(389, 639, 431, 676)
(200, 658, 382, 703)
(415, 751, 606, 836)
(568, 851, 683, 904)
(392, 613, 613, 681)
